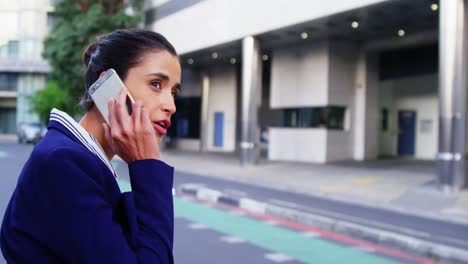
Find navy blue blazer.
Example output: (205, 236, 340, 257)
(1, 116, 174, 263)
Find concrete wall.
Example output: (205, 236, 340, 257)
(206, 66, 237, 152)
(353, 52, 380, 160)
(148, 0, 388, 54)
(270, 41, 329, 108)
(326, 42, 357, 161)
(396, 95, 438, 159)
(269, 128, 327, 163)
(379, 74, 438, 159)
(268, 41, 363, 163)
(268, 41, 329, 162)
(364, 54, 380, 159)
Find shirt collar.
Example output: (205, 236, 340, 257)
(48, 108, 117, 178)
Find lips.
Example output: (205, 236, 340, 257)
(152, 120, 171, 136)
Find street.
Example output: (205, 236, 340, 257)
(0, 142, 450, 263)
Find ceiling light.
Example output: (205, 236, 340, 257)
(398, 29, 405, 37)
(262, 54, 269, 61)
(431, 3, 438, 11)
(230, 58, 236, 64)
(211, 52, 219, 59)
(187, 58, 194, 65)
(351, 21, 359, 29)
(301, 32, 308, 39)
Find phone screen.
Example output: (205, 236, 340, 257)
(89, 69, 135, 124)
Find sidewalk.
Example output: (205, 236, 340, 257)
(162, 149, 468, 226)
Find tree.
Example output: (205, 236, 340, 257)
(35, 0, 142, 119)
(31, 81, 74, 124)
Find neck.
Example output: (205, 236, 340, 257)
(79, 106, 114, 160)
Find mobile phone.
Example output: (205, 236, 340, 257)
(89, 69, 135, 125)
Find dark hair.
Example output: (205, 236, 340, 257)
(80, 29, 178, 110)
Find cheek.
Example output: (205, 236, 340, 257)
(143, 96, 161, 116)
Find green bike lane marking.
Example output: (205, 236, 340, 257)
(174, 197, 401, 264)
(117, 180, 400, 264)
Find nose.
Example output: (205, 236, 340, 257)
(161, 89, 176, 116)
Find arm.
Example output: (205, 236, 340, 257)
(41, 148, 174, 264)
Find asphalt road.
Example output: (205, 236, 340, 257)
(0, 142, 450, 263)
(168, 170, 468, 250)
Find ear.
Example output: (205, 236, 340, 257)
(99, 71, 107, 78)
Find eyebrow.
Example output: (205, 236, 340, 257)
(147, 72, 181, 90)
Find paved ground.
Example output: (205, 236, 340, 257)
(160, 150, 468, 225)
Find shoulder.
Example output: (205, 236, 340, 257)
(32, 129, 98, 170)
(22, 129, 110, 186)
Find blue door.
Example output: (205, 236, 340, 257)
(397, 110, 416, 156)
(214, 112, 224, 147)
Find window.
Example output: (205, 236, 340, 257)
(7, 40, 19, 58)
(323, 106, 346, 130)
(265, 106, 347, 130)
(0, 73, 19, 91)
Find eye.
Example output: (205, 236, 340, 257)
(150, 80, 162, 90)
(171, 88, 179, 98)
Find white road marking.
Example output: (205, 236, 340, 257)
(219, 236, 246, 244)
(264, 253, 294, 263)
(0, 151, 8, 158)
(301, 231, 321, 238)
(181, 183, 206, 189)
(188, 223, 209, 230)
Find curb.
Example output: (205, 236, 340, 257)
(179, 185, 468, 264)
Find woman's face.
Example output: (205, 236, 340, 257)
(123, 50, 181, 143)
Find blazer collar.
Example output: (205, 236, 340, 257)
(47, 108, 117, 178)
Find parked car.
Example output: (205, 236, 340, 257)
(17, 122, 47, 144)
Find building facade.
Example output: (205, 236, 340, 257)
(0, 0, 52, 134)
(146, 0, 465, 189)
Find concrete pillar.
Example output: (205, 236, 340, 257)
(240, 36, 262, 165)
(354, 53, 368, 160)
(200, 74, 210, 152)
(353, 52, 379, 161)
(437, 0, 468, 191)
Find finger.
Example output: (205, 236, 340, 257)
(133, 100, 142, 131)
(116, 89, 130, 122)
(132, 101, 144, 153)
(107, 98, 118, 130)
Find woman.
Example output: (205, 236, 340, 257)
(0, 29, 180, 263)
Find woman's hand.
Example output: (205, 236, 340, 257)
(103, 89, 160, 163)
